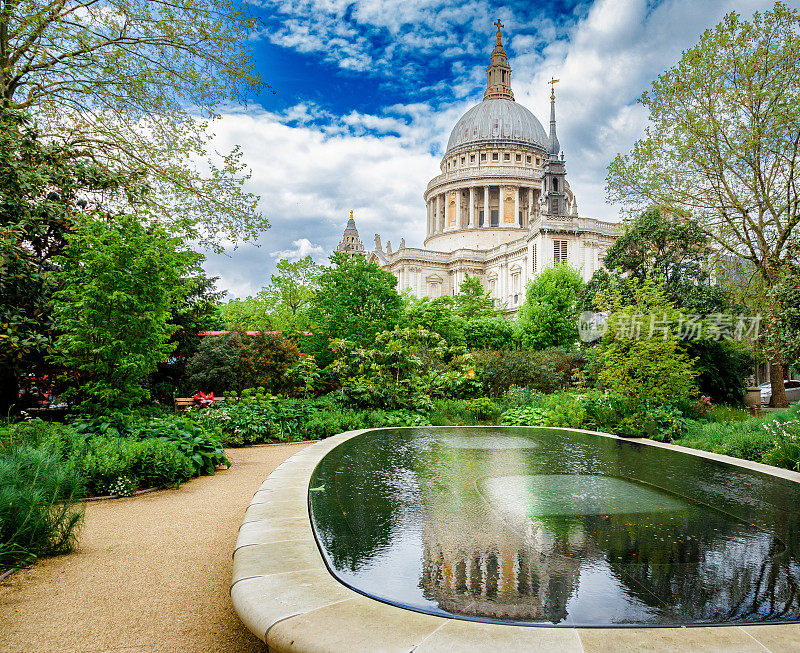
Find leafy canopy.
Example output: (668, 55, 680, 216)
(601, 208, 732, 314)
(606, 2, 800, 284)
(514, 264, 585, 350)
(50, 214, 197, 411)
(400, 274, 505, 347)
(0, 110, 134, 411)
(258, 257, 322, 332)
(0, 0, 268, 247)
(311, 253, 402, 346)
(597, 278, 698, 402)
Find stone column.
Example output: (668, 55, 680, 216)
(455, 188, 461, 230)
(436, 194, 443, 233)
(527, 188, 533, 227)
(514, 187, 520, 227)
(426, 199, 431, 236)
(469, 187, 475, 228)
(483, 186, 490, 227)
(428, 199, 433, 236)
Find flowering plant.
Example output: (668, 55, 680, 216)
(693, 395, 713, 416)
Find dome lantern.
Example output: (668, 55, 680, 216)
(484, 20, 514, 101)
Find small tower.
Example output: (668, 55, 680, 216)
(483, 20, 514, 101)
(541, 80, 569, 219)
(336, 210, 366, 259)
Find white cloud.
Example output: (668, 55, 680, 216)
(509, 0, 794, 220)
(252, 0, 574, 80)
(270, 238, 326, 260)
(206, 0, 800, 297)
(201, 105, 443, 297)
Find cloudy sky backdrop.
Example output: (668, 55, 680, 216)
(203, 0, 794, 297)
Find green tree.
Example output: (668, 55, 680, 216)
(258, 256, 322, 331)
(215, 295, 274, 332)
(453, 274, 497, 318)
(603, 208, 730, 314)
(598, 278, 698, 402)
(768, 244, 800, 369)
(150, 268, 225, 402)
(463, 316, 514, 350)
(400, 275, 503, 347)
(50, 214, 196, 411)
(514, 265, 585, 350)
(606, 2, 800, 405)
(311, 253, 402, 346)
(0, 0, 267, 247)
(401, 295, 465, 347)
(0, 110, 133, 412)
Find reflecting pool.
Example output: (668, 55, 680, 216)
(308, 427, 800, 626)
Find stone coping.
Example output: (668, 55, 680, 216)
(231, 427, 800, 652)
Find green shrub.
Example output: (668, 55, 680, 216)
(684, 340, 755, 404)
(466, 398, 501, 421)
(503, 385, 542, 407)
(326, 328, 477, 410)
(184, 330, 300, 395)
(68, 435, 193, 496)
(473, 347, 583, 396)
(133, 416, 229, 477)
(597, 279, 698, 402)
(675, 414, 779, 464)
(762, 418, 800, 471)
(0, 446, 84, 569)
(463, 317, 514, 350)
(500, 393, 588, 429)
(6, 416, 221, 496)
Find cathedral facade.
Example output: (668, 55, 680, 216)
(360, 23, 620, 316)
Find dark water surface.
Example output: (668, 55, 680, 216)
(308, 427, 800, 626)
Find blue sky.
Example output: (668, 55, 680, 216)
(203, 0, 796, 297)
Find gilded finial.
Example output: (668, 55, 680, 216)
(494, 19, 504, 46)
(549, 76, 560, 100)
(349, 209, 354, 220)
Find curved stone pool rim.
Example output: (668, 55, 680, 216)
(231, 427, 800, 652)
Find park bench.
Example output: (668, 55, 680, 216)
(173, 396, 225, 413)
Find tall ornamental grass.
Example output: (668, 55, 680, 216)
(0, 446, 84, 570)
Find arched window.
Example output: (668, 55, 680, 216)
(553, 178, 559, 191)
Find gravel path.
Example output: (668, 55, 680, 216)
(1, 442, 309, 652)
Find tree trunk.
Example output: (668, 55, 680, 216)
(769, 361, 789, 408)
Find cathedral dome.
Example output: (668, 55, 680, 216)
(445, 99, 548, 154)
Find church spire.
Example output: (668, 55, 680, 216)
(337, 210, 365, 259)
(548, 77, 560, 158)
(483, 20, 514, 101)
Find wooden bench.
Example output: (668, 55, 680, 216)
(173, 397, 225, 413)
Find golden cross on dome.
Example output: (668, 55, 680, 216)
(549, 76, 560, 99)
(494, 19, 504, 45)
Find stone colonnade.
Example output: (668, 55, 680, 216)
(426, 185, 538, 237)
